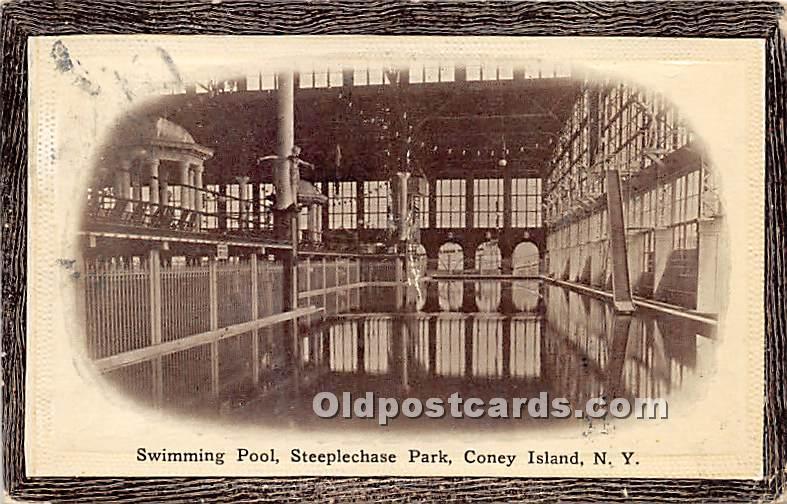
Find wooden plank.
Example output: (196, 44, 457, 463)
(296, 281, 401, 300)
(208, 259, 219, 397)
(149, 249, 163, 406)
(250, 254, 260, 385)
(94, 306, 324, 373)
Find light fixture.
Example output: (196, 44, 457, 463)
(498, 134, 508, 168)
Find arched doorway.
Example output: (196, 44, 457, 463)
(475, 240, 502, 312)
(438, 242, 463, 311)
(512, 241, 541, 312)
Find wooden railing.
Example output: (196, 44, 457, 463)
(83, 251, 404, 410)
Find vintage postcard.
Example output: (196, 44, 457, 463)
(25, 35, 764, 479)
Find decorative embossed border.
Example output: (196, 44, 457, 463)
(2, 2, 785, 501)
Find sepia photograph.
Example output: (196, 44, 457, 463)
(21, 35, 767, 481)
(82, 53, 723, 430)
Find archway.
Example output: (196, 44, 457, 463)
(512, 241, 541, 312)
(475, 240, 502, 312)
(438, 242, 463, 311)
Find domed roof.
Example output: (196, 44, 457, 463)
(114, 115, 197, 146)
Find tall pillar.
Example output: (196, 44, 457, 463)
(315, 204, 323, 242)
(465, 175, 474, 230)
(273, 73, 300, 389)
(114, 158, 132, 212)
(394, 171, 411, 242)
(193, 163, 204, 229)
(159, 173, 170, 207)
(177, 160, 191, 209)
(187, 168, 196, 223)
(274, 71, 295, 213)
(428, 177, 437, 229)
(146, 158, 160, 206)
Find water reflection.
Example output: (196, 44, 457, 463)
(232, 281, 714, 429)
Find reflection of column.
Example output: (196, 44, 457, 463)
(464, 316, 473, 378)
(193, 163, 204, 229)
(177, 160, 191, 209)
(502, 316, 511, 378)
(425, 280, 440, 312)
(606, 315, 632, 399)
(357, 319, 366, 374)
(146, 158, 160, 205)
(428, 316, 437, 376)
(500, 282, 514, 314)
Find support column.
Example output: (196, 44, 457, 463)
(188, 168, 196, 215)
(274, 71, 295, 214)
(316, 204, 323, 242)
(605, 169, 635, 313)
(159, 169, 170, 207)
(193, 163, 204, 229)
(395, 171, 411, 242)
(465, 175, 474, 231)
(114, 158, 132, 212)
(146, 158, 160, 206)
(503, 169, 512, 231)
(177, 160, 191, 209)
(428, 177, 437, 229)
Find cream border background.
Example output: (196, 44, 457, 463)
(25, 36, 764, 479)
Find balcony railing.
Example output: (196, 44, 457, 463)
(85, 186, 274, 237)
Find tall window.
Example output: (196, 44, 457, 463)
(328, 181, 357, 229)
(512, 178, 542, 227)
(436, 179, 466, 228)
(204, 184, 220, 229)
(226, 184, 240, 229)
(473, 178, 503, 228)
(363, 180, 390, 229)
(415, 180, 430, 229)
(672, 170, 700, 250)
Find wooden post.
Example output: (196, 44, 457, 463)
(148, 248, 163, 407)
(250, 254, 260, 386)
(334, 258, 340, 314)
(395, 256, 404, 310)
(322, 256, 328, 317)
(208, 258, 220, 398)
(284, 212, 301, 389)
(304, 257, 311, 327)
